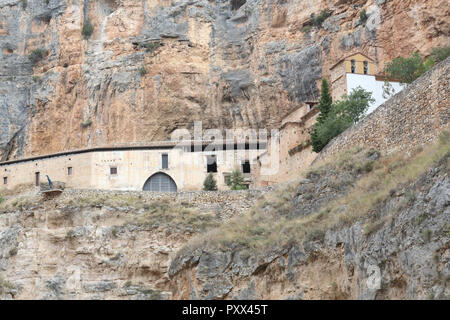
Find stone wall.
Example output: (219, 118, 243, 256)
(52, 188, 272, 220)
(317, 57, 450, 161)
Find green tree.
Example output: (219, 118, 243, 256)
(311, 87, 374, 153)
(383, 52, 433, 84)
(311, 78, 333, 152)
(226, 169, 247, 190)
(316, 78, 333, 123)
(334, 87, 375, 124)
(0, 193, 3, 204)
(203, 173, 218, 191)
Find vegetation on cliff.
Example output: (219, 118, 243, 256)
(178, 130, 449, 254)
(311, 81, 374, 152)
(82, 20, 94, 39)
(383, 47, 449, 85)
(28, 48, 47, 65)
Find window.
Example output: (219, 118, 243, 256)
(351, 60, 356, 73)
(207, 155, 217, 173)
(68, 167, 72, 175)
(35, 172, 40, 186)
(161, 154, 169, 169)
(110, 167, 117, 175)
(363, 61, 369, 74)
(224, 173, 231, 185)
(242, 161, 251, 173)
(3, 177, 7, 185)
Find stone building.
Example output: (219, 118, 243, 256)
(0, 141, 266, 192)
(330, 52, 404, 114)
(253, 102, 318, 186)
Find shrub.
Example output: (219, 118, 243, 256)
(430, 46, 450, 63)
(21, 0, 27, 9)
(203, 173, 218, 191)
(28, 48, 47, 65)
(226, 169, 247, 190)
(8, 247, 18, 257)
(383, 52, 434, 84)
(138, 66, 147, 76)
(359, 9, 368, 24)
(310, 10, 332, 28)
(143, 41, 161, 53)
(82, 20, 94, 39)
(0, 275, 15, 295)
(32, 75, 42, 84)
(301, 25, 312, 33)
(0, 194, 3, 204)
(81, 118, 92, 128)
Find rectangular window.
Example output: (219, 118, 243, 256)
(207, 155, 217, 173)
(68, 167, 72, 175)
(161, 154, 169, 169)
(364, 61, 369, 74)
(110, 167, 117, 175)
(35, 172, 40, 186)
(242, 161, 251, 173)
(351, 60, 356, 73)
(3, 177, 7, 185)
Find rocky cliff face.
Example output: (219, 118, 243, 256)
(1, 135, 448, 300)
(1, 0, 448, 160)
(168, 142, 450, 300)
(0, 189, 265, 299)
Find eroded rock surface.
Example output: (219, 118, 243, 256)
(1, 0, 448, 159)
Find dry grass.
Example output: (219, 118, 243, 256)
(0, 184, 35, 197)
(0, 194, 36, 212)
(127, 200, 220, 232)
(0, 275, 15, 294)
(62, 193, 150, 209)
(179, 131, 450, 254)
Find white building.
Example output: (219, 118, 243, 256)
(330, 52, 404, 114)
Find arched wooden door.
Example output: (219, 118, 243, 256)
(143, 172, 177, 192)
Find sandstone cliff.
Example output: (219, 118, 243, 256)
(1, 0, 449, 160)
(0, 189, 265, 299)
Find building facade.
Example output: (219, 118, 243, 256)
(331, 52, 404, 114)
(253, 102, 319, 186)
(0, 142, 266, 192)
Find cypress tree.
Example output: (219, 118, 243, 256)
(316, 78, 333, 123)
(311, 78, 333, 152)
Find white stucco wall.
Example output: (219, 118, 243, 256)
(346, 73, 405, 114)
(0, 147, 265, 192)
